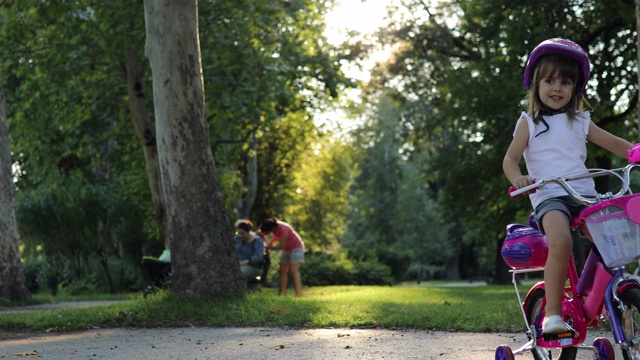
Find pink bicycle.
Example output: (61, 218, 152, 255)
(495, 164, 640, 360)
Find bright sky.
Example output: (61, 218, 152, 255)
(314, 0, 399, 133)
(324, 0, 392, 44)
(324, 0, 397, 81)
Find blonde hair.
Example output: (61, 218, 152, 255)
(525, 55, 588, 122)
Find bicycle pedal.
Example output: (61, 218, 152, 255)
(542, 329, 576, 341)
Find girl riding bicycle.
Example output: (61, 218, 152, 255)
(502, 38, 633, 335)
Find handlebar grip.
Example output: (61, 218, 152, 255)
(628, 143, 640, 164)
(508, 181, 539, 199)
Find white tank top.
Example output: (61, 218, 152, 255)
(516, 111, 596, 209)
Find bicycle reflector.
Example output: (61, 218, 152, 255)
(501, 224, 549, 269)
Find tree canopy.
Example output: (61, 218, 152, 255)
(1, 0, 639, 293)
(355, 0, 638, 281)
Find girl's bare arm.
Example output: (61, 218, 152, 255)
(503, 119, 533, 189)
(587, 121, 633, 158)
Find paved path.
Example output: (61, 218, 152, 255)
(0, 300, 626, 359)
(0, 326, 624, 359)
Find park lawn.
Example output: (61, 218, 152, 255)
(0, 284, 530, 333)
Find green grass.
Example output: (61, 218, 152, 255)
(0, 284, 534, 333)
(0, 292, 134, 307)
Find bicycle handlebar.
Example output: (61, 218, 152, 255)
(508, 164, 640, 205)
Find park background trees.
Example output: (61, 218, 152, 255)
(0, 0, 638, 295)
(362, 0, 639, 282)
(0, 80, 30, 301)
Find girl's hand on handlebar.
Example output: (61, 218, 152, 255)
(513, 175, 534, 191)
(508, 175, 536, 198)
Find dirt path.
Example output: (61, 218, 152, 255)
(0, 327, 623, 359)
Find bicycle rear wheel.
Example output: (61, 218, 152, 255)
(526, 288, 578, 360)
(618, 287, 640, 360)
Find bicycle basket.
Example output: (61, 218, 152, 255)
(579, 194, 640, 268)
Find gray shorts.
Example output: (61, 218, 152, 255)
(280, 247, 304, 263)
(534, 196, 586, 234)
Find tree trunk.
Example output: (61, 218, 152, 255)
(143, 0, 245, 297)
(445, 253, 461, 280)
(0, 80, 31, 301)
(125, 47, 170, 249)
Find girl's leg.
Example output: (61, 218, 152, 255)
(289, 262, 302, 297)
(278, 263, 291, 296)
(541, 210, 573, 332)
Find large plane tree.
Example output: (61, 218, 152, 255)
(143, 0, 244, 297)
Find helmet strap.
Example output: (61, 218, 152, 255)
(533, 104, 564, 138)
(534, 117, 550, 138)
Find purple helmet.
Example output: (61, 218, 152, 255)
(523, 38, 590, 94)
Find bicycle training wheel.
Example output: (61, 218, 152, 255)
(592, 337, 614, 360)
(495, 345, 515, 360)
(618, 287, 640, 360)
(525, 288, 578, 360)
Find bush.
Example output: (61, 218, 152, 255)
(62, 273, 99, 295)
(299, 251, 394, 286)
(21, 258, 47, 293)
(375, 245, 413, 282)
(301, 252, 353, 286)
(352, 260, 394, 286)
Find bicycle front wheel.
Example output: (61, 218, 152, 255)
(618, 287, 640, 360)
(526, 288, 578, 360)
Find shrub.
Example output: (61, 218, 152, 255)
(352, 260, 394, 286)
(62, 274, 99, 295)
(21, 258, 47, 293)
(300, 252, 353, 286)
(375, 245, 413, 282)
(299, 251, 394, 286)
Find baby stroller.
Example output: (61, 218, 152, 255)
(142, 250, 171, 298)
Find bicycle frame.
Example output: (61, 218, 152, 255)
(504, 246, 632, 358)
(497, 164, 640, 359)
(513, 254, 588, 351)
(605, 268, 640, 348)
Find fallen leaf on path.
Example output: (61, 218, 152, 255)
(14, 349, 40, 357)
